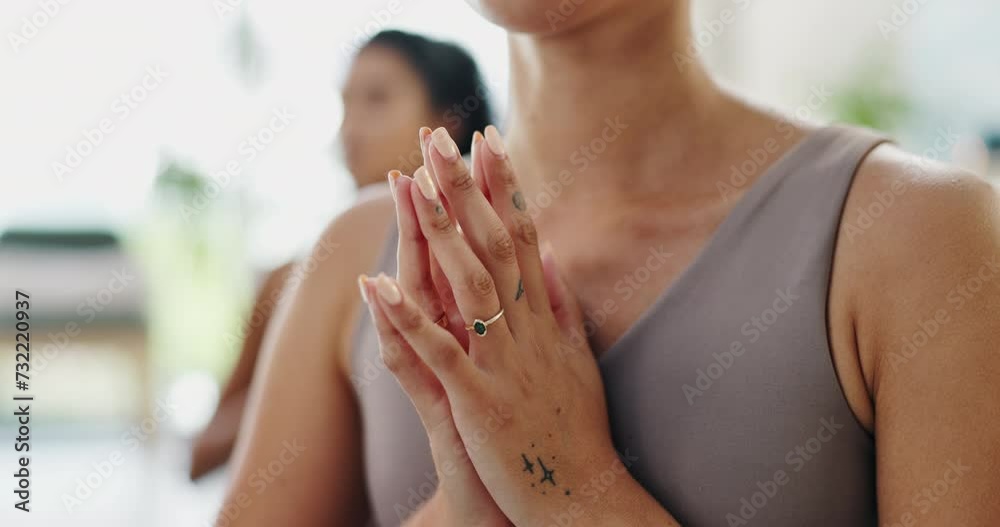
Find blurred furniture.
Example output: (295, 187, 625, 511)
(0, 228, 149, 423)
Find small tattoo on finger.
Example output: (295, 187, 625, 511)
(512, 191, 526, 211)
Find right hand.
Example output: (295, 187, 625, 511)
(359, 129, 510, 527)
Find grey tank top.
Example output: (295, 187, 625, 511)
(351, 125, 888, 526)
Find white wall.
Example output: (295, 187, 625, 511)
(2, 0, 995, 265)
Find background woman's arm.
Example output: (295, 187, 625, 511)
(221, 192, 395, 526)
(191, 261, 296, 481)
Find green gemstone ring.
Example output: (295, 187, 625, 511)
(465, 308, 505, 337)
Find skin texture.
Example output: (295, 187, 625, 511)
(222, 0, 1000, 524)
(221, 192, 395, 526)
(832, 147, 1000, 525)
(376, 123, 1000, 525)
(363, 174, 514, 527)
(190, 261, 295, 480)
(364, 128, 678, 525)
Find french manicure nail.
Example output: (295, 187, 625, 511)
(387, 170, 401, 199)
(357, 275, 370, 303)
(471, 131, 483, 168)
(375, 274, 402, 305)
(414, 165, 437, 201)
(540, 240, 554, 263)
(484, 125, 507, 158)
(419, 127, 437, 180)
(431, 127, 460, 161)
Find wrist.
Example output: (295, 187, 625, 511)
(402, 492, 443, 527)
(406, 490, 511, 527)
(567, 447, 678, 527)
(573, 448, 640, 527)
(508, 445, 627, 526)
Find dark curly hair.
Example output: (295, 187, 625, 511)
(362, 30, 494, 155)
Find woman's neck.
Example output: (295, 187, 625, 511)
(504, 2, 751, 212)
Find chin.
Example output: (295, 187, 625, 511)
(465, 0, 603, 34)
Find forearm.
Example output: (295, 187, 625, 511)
(190, 390, 246, 479)
(401, 496, 439, 527)
(572, 474, 680, 527)
(509, 453, 679, 527)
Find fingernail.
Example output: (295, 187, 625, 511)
(375, 274, 402, 305)
(387, 170, 401, 199)
(414, 165, 437, 201)
(471, 131, 483, 169)
(431, 127, 460, 161)
(484, 125, 507, 158)
(419, 127, 436, 180)
(540, 240, 554, 263)
(357, 275, 370, 303)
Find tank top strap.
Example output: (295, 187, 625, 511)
(713, 124, 892, 258)
(349, 221, 399, 384)
(796, 124, 892, 212)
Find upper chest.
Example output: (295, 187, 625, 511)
(536, 171, 876, 430)
(541, 206, 731, 355)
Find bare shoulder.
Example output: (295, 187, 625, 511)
(221, 187, 395, 525)
(304, 186, 395, 279)
(837, 145, 1000, 524)
(290, 187, 396, 372)
(836, 141, 1000, 387)
(842, 143, 998, 298)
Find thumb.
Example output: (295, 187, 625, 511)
(540, 243, 585, 335)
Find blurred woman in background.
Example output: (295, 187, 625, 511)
(188, 29, 492, 480)
(224, 1, 1000, 525)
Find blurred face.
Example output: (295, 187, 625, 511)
(339, 45, 436, 188)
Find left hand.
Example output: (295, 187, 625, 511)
(367, 126, 619, 526)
